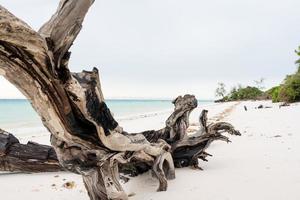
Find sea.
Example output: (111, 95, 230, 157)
(0, 99, 212, 136)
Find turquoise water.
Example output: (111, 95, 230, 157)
(0, 99, 212, 131)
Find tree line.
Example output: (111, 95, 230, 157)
(215, 46, 300, 103)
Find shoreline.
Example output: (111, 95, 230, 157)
(3, 101, 217, 143)
(1, 100, 300, 200)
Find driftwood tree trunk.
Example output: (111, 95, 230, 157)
(1, 97, 240, 174)
(0, 1, 240, 199)
(0, 1, 174, 199)
(0, 129, 60, 172)
(121, 96, 241, 174)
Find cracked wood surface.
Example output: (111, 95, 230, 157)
(0, 1, 240, 199)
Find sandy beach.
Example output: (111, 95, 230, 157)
(1, 0, 300, 199)
(1, 100, 299, 200)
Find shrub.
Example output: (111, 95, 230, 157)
(228, 86, 263, 101)
(278, 72, 300, 102)
(266, 86, 281, 102)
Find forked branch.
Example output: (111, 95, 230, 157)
(0, 1, 240, 199)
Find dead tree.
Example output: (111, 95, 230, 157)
(0, 1, 240, 199)
(0, 1, 175, 198)
(121, 95, 241, 174)
(0, 129, 60, 172)
(1, 96, 240, 175)
(0, 96, 240, 175)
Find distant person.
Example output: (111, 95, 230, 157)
(244, 105, 248, 111)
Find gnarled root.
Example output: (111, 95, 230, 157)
(152, 151, 175, 191)
(82, 161, 128, 200)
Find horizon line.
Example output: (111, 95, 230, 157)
(0, 98, 214, 101)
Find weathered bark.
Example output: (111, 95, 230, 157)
(0, 97, 240, 191)
(0, 129, 60, 172)
(121, 95, 241, 174)
(143, 95, 241, 169)
(199, 109, 208, 134)
(1, 98, 240, 174)
(0, 1, 174, 199)
(0, 1, 240, 199)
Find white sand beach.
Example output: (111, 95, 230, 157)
(1, 101, 300, 200)
(1, 0, 300, 199)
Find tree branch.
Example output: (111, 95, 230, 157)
(0, 1, 241, 199)
(1, 2, 176, 198)
(39, 0, 95, 70)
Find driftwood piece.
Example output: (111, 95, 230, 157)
(0, 1, 240, 199)
(279, 102, 290, 108)
(0, 1, 174, 199)
(199, 109, 208, 134)
(0, 104, 241, 176)
(122, 95, 241, 173)
(0, 129, 60, 172)
(0, 96, 240, 190)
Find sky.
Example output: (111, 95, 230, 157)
(0, 0, 300, 99)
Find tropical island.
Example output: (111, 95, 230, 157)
(215, 49, 300, 103)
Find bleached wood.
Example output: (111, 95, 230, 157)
(0, 1, 240, 199)
(0, 1, 175, 198)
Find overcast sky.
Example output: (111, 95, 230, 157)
(0, 0, 300, 99)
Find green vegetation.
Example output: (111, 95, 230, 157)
(277, 68, 300, 102)
(266, 86, 280, 102)
(267, 47, 300, 103)
(215, 46, 300, 103)
(215, 84, 264, 102)
(227, 86, 263, 101)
